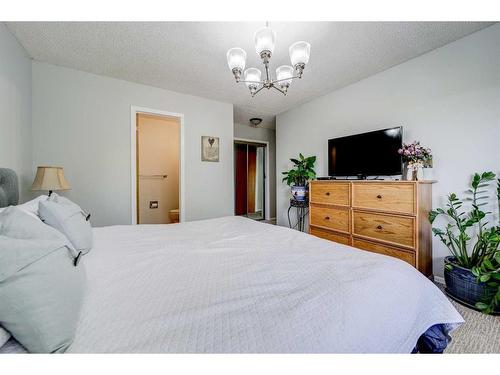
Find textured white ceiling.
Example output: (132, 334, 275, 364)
(6, 22, 494, 129)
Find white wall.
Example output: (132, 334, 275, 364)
(0, 24, 32, 202)
(276, 24, 500, 277)
(234, 123, 276, 218)
(32, 62, 234, 226)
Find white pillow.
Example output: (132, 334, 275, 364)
(0, 195, 48, 219)
(0, 207, 85, 353)
(38, 193, 93, 254)
(0, 326, 10, 347)
(18, 195, 48, 218)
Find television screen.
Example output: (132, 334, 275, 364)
(328, 126, 403, 177)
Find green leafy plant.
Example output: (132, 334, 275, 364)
(281, 153, 317, 186)
(471, 248, 500, 314)
(429, 172, 500, 313)
(471, 178, 500, 314)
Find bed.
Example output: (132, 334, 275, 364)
(0, 169, 463, 353)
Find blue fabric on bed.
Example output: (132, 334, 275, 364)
(412, 324, 454, 353)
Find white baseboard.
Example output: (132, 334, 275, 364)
(433, 275, 445, 285)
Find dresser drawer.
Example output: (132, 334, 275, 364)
(352, 182, 415, 214)
(310, 226, 350, 245)
(310, 205, 350, 232)
(352, 210, 415, 248)
(310, 182, 350, 206)
(352, 238, 416, 266)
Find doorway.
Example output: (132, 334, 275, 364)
(135, 112, 181, 224)
(234, 140, 267, 220)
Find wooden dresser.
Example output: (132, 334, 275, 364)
(309, 180, 434, 276)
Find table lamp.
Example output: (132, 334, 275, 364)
(31, 166, 71, 196)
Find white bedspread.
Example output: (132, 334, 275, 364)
(5, 216, 464, 353)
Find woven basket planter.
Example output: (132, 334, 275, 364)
(444, 256, 500, 314)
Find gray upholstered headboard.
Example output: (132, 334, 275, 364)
(0, 168, 19, 208)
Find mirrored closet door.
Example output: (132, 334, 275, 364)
(234, 140, 266, 220)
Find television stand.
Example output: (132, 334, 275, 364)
(309, 179, 436, 277)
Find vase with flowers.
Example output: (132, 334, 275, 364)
(398, 141, 432, 181)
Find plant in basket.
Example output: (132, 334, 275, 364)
(429, 172, 500, 314)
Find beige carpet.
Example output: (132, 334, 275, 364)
(435, 283, 500, 353)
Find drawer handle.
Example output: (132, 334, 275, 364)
(325, 216, 330, 220)
(376, 225, 383, 230)
(376, 194, 382, 199)
(325, 192, 330, 196)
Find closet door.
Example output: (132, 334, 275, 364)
(246, 145, 257, 214)
(234, 143, 248, 215)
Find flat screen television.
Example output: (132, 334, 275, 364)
(328, 126, 403, 177)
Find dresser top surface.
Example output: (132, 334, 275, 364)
(311, 179, 436, 184)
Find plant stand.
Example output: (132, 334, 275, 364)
(287, 198, 309, 232)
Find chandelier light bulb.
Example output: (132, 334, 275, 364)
(254, 26, 277, 56)
(289, 41, 311, 67)
(227, 47, 247, 71)
(276, 65, 294, 89)
(244, 68, 262, 88)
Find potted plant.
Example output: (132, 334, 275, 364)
(398, 141, 432, 180)
(282, 153, 316, 201)
(429, 172, 500, 314)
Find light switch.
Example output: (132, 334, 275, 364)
(149, 201, 159, 209)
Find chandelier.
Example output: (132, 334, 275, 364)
(226, 24, 311, 97)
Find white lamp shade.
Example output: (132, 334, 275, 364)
(31, 166, 71, 192)
(276, 65, 294, 86)
(226, 47, 247, 71)
(254, 26, 276, 55)
(289, 41, 311, 66)
(243, 68, 262, 87)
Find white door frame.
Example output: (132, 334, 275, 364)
(234, 137, 271, 221)
(131, 106, 185, 224)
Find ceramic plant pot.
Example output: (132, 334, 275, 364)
(291, 185, 307, 201)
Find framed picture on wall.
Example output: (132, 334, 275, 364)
(201, 136, 220, 162)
